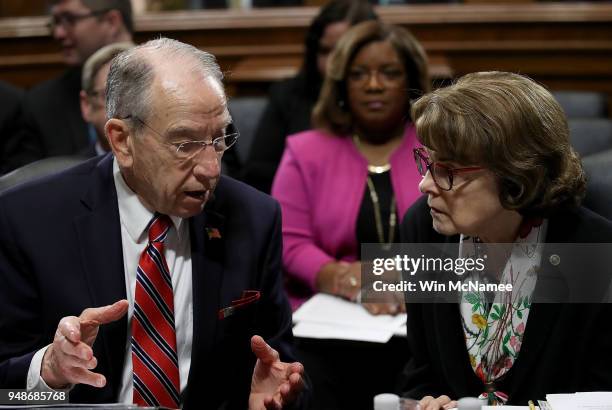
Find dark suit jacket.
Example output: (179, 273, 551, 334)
(398, 196, 612, 404)
(0, 154, 297, 409)
(0, 81, 23, 173)
(3, 67, 89, 172)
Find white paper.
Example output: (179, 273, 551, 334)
(292, 293, 406, 343)
(547, 392, 612, 410)
(293, 321, 395, 343)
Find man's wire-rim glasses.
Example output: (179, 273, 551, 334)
(122, 115, 239, 160)
(413, 147, 483, 191)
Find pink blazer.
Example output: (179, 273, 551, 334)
(271, 126, 423, 308)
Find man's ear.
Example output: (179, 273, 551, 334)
(80, 90, 91, 122)
(106, 118, 133, 167)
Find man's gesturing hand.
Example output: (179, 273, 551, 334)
(41, 300, 129, 389)
(249, 335, 304, 410)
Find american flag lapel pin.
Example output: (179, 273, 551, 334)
(206, 227, 222, 240)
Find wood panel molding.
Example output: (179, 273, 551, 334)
(0, 3, 611, 97)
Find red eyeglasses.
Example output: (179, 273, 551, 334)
(413, 147, 483, 191)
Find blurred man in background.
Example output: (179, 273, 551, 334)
(79, 42, 134, 156)
(2, 0, 133, 172)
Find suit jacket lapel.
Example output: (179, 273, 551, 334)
(500, 226, 567, 397)
(73, 154, 127, 399)
(502, 303, 560, 398)
(433, 303, 483, 395)
(183, 205, 225, 401)
(427, 239, 482, 395)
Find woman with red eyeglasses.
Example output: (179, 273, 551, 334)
(399, 72, 612, 409)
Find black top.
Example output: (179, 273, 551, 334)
(242, 75, 318, 193)
(397, 195, 612, 404)
(356, 170, 400, 258)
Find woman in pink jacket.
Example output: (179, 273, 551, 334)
(272, 21, 431, 410)
(273, 21, 430, 312)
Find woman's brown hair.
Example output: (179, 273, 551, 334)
(412, 71, 586, 217)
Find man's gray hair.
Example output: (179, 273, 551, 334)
(105, 37, 224, 131)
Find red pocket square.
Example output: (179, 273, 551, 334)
(218, 290, 261, 319)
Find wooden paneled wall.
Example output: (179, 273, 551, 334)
(0, 0, 46, 17)
(0, 3, 611, 103)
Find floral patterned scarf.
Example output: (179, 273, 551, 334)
(458, 219, 546, 405)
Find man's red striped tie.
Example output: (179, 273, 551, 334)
(132, 214, 180, 408)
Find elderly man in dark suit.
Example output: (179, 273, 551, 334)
(3, 0, 133, 172)
(0, 37, 304, 409)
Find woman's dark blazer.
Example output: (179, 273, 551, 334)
(398, 195, 612, 404)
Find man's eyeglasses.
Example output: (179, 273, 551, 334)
(123, 115, 239, 159)
(47, 9, 109, 31)
(413, 147, 483, 191)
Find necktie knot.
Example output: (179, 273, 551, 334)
(148, 214, 171, 243)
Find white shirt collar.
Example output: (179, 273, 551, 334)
(112, 157, 184, 243)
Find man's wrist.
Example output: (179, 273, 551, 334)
(27, 345, 72, 393)
(40, 346, 70, 390)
